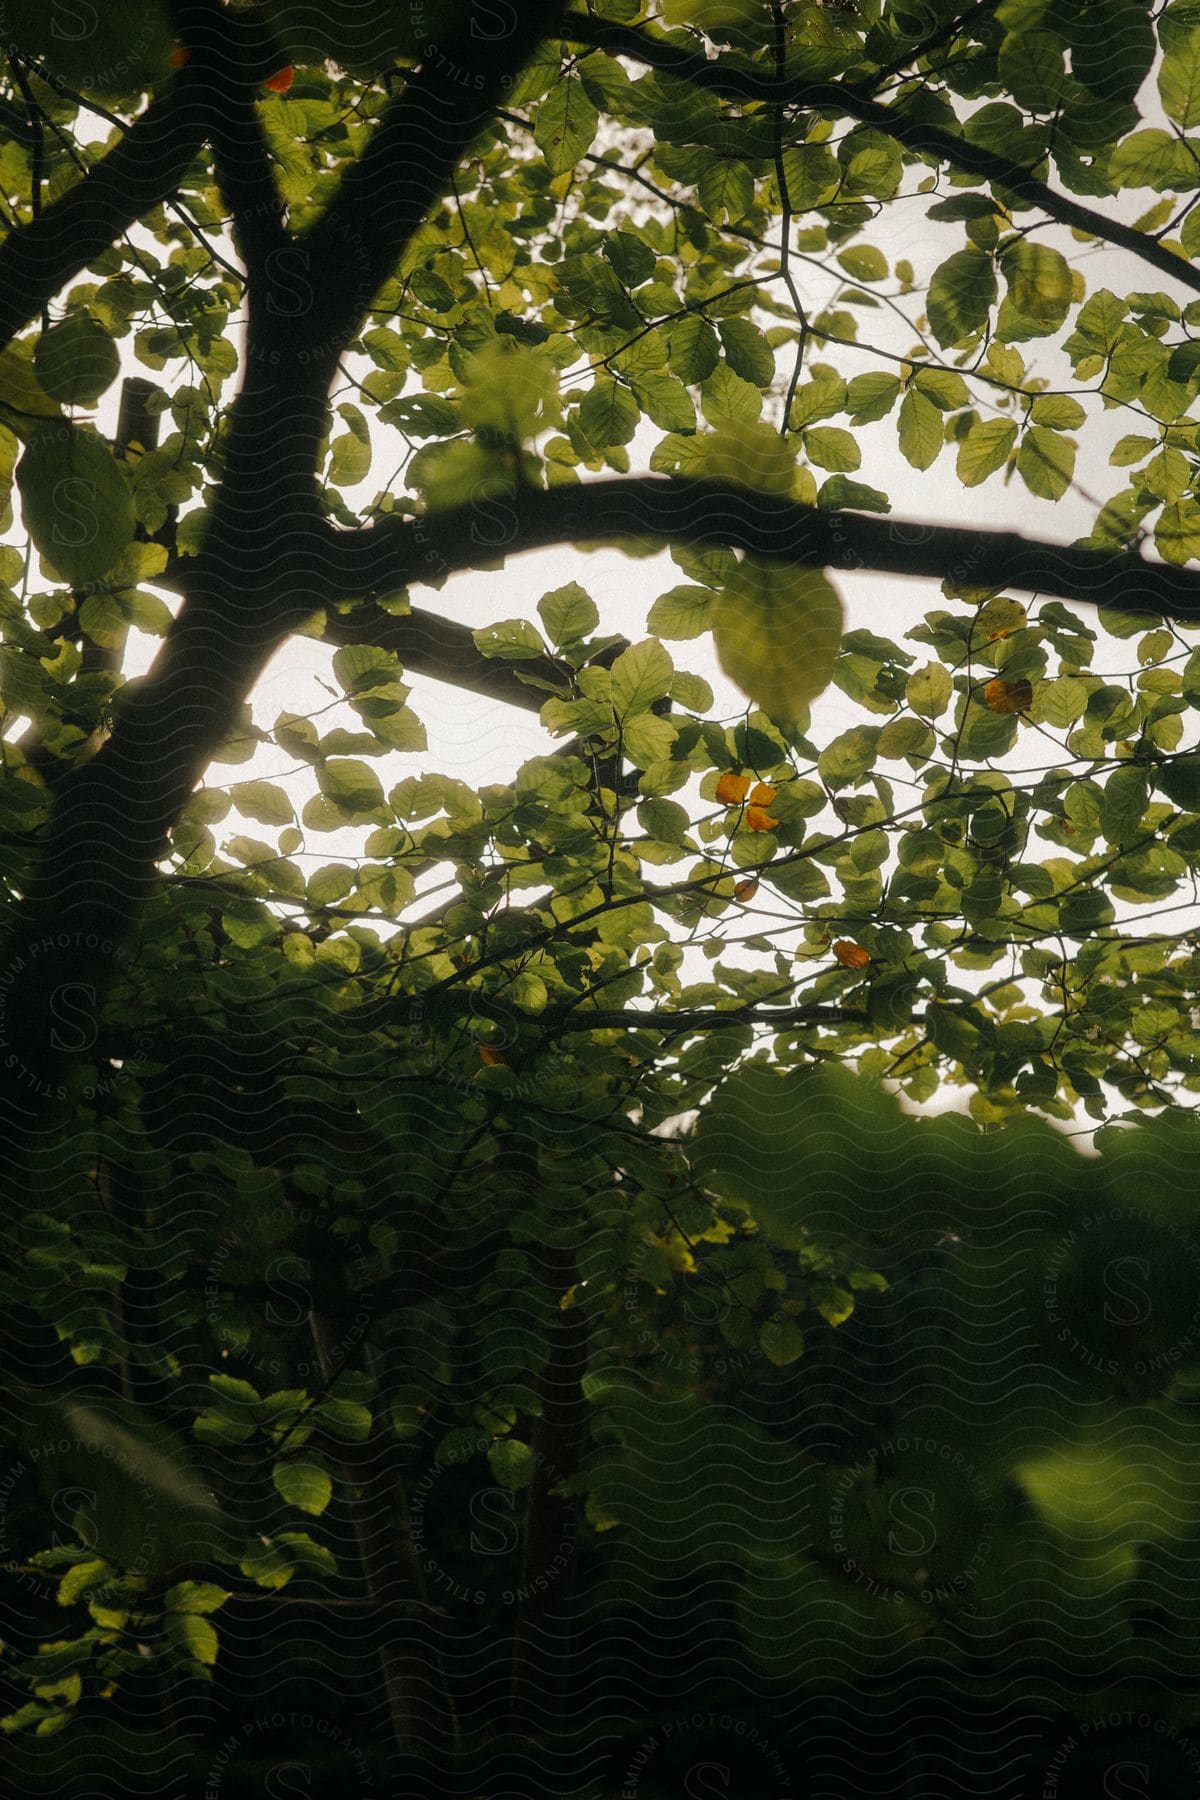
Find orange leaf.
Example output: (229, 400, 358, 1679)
(477, 1044, 506, 1067)
(733, 879, 759, 903)
(264, 65, 295, 92)
(833, 939, 871, 969)
(983, 676, 1032, 714)
(746, 804, 780, 832)
(170, 46, 190, 68)
(749, 781, 777, 806)
(715, 771, 751, 804)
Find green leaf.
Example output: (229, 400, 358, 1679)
(699, 158, 754, 222)
(998, 242, 1073, 329)
(0, 343, 62, 420)
(1101, 764, 1149, 840)
(1069, 0, 1155, 105)
(603, 228, 656, 288)
(611, 639, 674, 717)
(897, 388, 944, 471)
(579, 378, 640, 447)
(1017, 426, 1076, 500)
(165, 1613, 219, 1667)
(775, 143, 840, 209)
(459, 343, 558, 440)
(803, 426, 860, 472)
(16, 423, 135, 584)
(837, 244, 887, 283)
(317, 759, 386, 815)
(487, 1437, 537, 1490)
(817, 723, 880, 788)
(1162, 32, 1200, 128)
(699, 362, 762, 425)
(1029, 394, 1085, 430)
(1156, 497, 1200, 564)
(667, 313, 721, 383)
(759, 1316, 805, 1366)
(694, 420, 796, 494)
(877, 716, 934, 760)
(538, 581, 599, 645)
(927, 249, 997, 347)
(998, 27, 1065, 111)
(221, 901, 276, 949)
(846, 373, 901, 424)
(647, 585, 714, 639)
(273, 1459, 333, 1517)
(473, 619, 546, 660)
(511, 971, 548, 1013)
(165, 1582, 229, 1615)
(711, 562, 844, 723)
(34, 316, 120, 407)
(906, 660, 953, 718)
(718, 318, 775, 386)
(956, 419, 1017, 487)
(1110, 129, 1199, 192)
(1109, 432, 1155, 467)
(534, 73, 599, 177)
(316, 1398, 373, 1442)
(628, 370, 696, 432)
(229, 780, 295, 827)
(623, 710, 678, 766)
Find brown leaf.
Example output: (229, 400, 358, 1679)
(983, 676, 1032, 714)
(833, 939, 871, 969)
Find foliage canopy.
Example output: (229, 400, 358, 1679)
(3, 0, 1200, 1792)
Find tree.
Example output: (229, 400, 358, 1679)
(3, 0, 1200, 1791)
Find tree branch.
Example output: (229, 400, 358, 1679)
(322, 601, 565, 712)
(333, 476, 1200, 623)
(563, 14, 1200, 299)
(201, 6, 289, 290)
(0, 73, 209, 353)
(0, 9, 564, 1112)
(289, 2, 559, 381)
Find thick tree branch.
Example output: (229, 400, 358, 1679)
(201, 8, 289, 289)
(290, 2, 559, 380)
(0, 7, 566, 1110)
(0, 76, 208, 353)
(563, 14, 1200, 299)
(334, 476, 1200, 624)
(323, 603, 563, 712)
